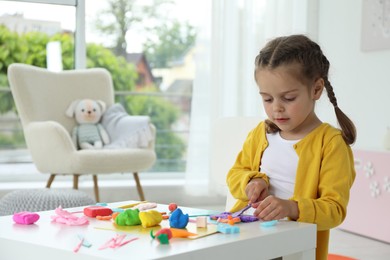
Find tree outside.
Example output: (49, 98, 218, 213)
(93, 0, 174, 58)
(93, 0, 197, 69)
(143, 19, 197, 69)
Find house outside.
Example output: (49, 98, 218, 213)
(126, 53, 155, 90)
(0, 13, 62, 36)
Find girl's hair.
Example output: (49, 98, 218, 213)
(254, 34, 356, 145)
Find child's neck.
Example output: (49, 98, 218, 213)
(280, 117, 322, 140)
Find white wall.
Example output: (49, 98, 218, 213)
(316, 0, 390, 150)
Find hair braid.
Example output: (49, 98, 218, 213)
(324, 78, 356, 144)
(324, 77, 338, 108)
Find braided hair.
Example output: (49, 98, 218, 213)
(254, 34, 356, 145)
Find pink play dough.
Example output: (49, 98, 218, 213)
(13, 211, 40, 225)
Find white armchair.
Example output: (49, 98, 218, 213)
(7, 63, 156, 202)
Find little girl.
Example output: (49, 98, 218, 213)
(226, 34, 356, 260)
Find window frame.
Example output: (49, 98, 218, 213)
(1, 0, 192, 178)
(12, 0, 86, 69)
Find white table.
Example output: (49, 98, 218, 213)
(0, 201, 316, 260)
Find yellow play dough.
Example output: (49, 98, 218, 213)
(139, 210, 162, 228)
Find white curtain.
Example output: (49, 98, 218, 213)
(185, 0, 319, 196)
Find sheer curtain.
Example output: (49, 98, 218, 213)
(185, 0, 319, 196)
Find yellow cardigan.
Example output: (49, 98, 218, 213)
(226, 121, 355, 260)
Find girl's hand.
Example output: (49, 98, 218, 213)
(245, 178, 268, 204)
(252, 195, 299, 221)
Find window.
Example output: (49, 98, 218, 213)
(0, 0, 205, 180)
(0, 0, 79, 180)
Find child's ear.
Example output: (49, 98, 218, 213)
(312, 78, 324, 100)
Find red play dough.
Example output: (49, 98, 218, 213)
(83, 206, 113, 217)
(155, 228, 173, 239)
(168, 203, 177, 212)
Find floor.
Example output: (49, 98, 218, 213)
(199, 204, 390, 260)
(329, 228, 390, 260)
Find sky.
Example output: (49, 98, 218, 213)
(0, 0, 209, 52)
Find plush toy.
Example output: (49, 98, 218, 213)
(65, 99, 110, 149)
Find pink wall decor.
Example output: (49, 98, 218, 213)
(340, 149, 390, 243)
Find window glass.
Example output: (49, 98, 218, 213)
(0, 0, 76, 179)
(0, 0, 207, 178)
(84, 0, 201, 173)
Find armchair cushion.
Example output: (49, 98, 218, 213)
(24, 120, 155, 174)
(101, 103, 153, 149)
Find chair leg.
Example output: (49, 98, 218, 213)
(133, 172, 145, 201)
(73, 174, 80, 189)
(93, 175, 100, 203)
(46, 174, 56, 188)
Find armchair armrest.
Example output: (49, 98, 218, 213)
(24, 121, 76, 173)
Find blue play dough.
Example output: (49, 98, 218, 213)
(111, 207, 124, 213)
(217, 223, 240, 234)
(260, 220, 278, 227)
(169, 208, 189, 228)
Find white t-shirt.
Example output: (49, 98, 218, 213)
(260, 132, 300, 199)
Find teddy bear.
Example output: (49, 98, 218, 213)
(65, 99, 110, 149)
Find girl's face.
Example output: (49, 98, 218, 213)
(255, 64, 324, 140)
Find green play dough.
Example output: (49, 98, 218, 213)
(115, 209, 141, 226)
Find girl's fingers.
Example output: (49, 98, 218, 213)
(253, 196, 285, 220)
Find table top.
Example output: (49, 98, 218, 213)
(0, 201, 316, 260)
